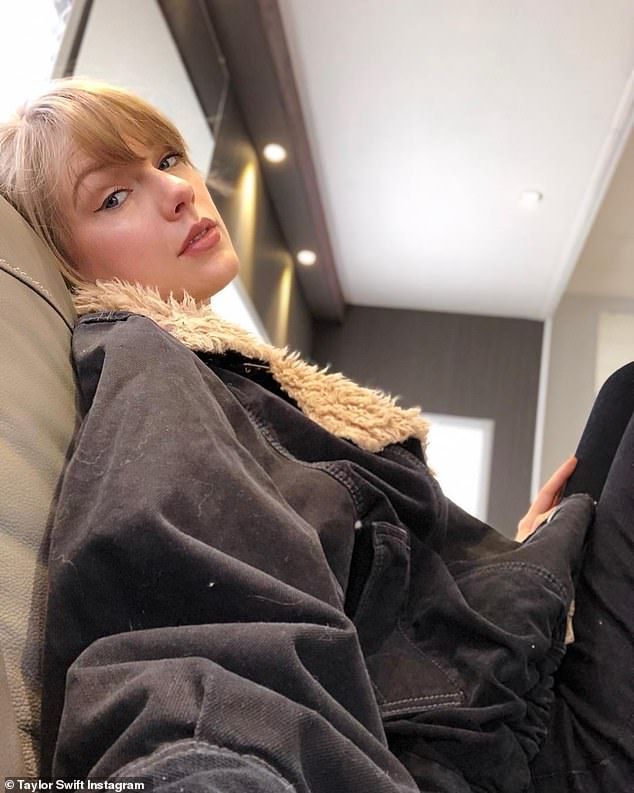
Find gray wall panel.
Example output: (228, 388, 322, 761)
(313, 306, 543, 534)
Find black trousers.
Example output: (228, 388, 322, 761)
(529, 362, 634, 791)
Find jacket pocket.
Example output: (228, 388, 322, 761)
(346, 523, 465, 719)
(346, 521, 411, 656)
(366, 622, 465, 719)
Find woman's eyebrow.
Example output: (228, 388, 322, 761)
(73, 163, 120, 207)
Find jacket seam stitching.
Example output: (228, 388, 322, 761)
(381, 443, 427, 470)
(453, 560, 568, 599)
(242, 405, 367, 516)
(396, 621, 466, 699)
(111, 738, 295, 789)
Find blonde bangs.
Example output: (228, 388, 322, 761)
(66, 84, 189, 171)
(0, 78, 190, 285)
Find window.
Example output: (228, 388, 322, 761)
(0, 0, 71, 120)
(425, 414, 495, 522)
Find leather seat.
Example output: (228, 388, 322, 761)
(0, 195, 78, 774)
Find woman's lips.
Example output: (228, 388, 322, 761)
(179, 221, 221, 256)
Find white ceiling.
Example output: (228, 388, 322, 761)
(278, 0, 634, 320)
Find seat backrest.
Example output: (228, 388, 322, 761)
(0, 195, 78, 774)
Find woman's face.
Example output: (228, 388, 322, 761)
(62, 143, 240, 301)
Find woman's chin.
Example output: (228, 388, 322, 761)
(179, 268, 240, 303)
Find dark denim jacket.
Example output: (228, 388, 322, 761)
(41, 312, 594, 793)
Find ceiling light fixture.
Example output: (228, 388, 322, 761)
(297, 249, 317, 266)
(520, 190, 544, 208)
(263, 143, 287, 163)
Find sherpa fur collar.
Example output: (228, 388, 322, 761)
(72, 280, 429, 454)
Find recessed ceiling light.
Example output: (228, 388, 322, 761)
(520, 190, 543, 208)
(262, 143, 287, 163)
(297, 249, 317, 266)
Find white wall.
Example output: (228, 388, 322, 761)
(74, 0, 214, 174)
(539, 292, 634, 483)
(595, 311, 634, 390)
(0, 1, 71, 120)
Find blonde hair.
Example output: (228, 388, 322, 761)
(0, 78, 190, 284)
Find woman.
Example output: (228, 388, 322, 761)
(0, 79, 631, 793)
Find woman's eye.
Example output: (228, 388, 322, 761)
(98, 189, 129, 212)
(158, 152, 181, 171)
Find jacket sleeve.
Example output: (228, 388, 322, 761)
(41, 314, 430, 792)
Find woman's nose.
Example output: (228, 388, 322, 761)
(160, 173, 195, 218)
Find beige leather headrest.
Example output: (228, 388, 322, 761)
(0, 198, 75, 325)
(0, 195, 78, 774)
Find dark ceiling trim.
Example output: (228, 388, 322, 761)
(158, 0, 229, 142)
(203, 0, 345, 321)
(52, 0, 94, 79)
(257, 0, 344, 319)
